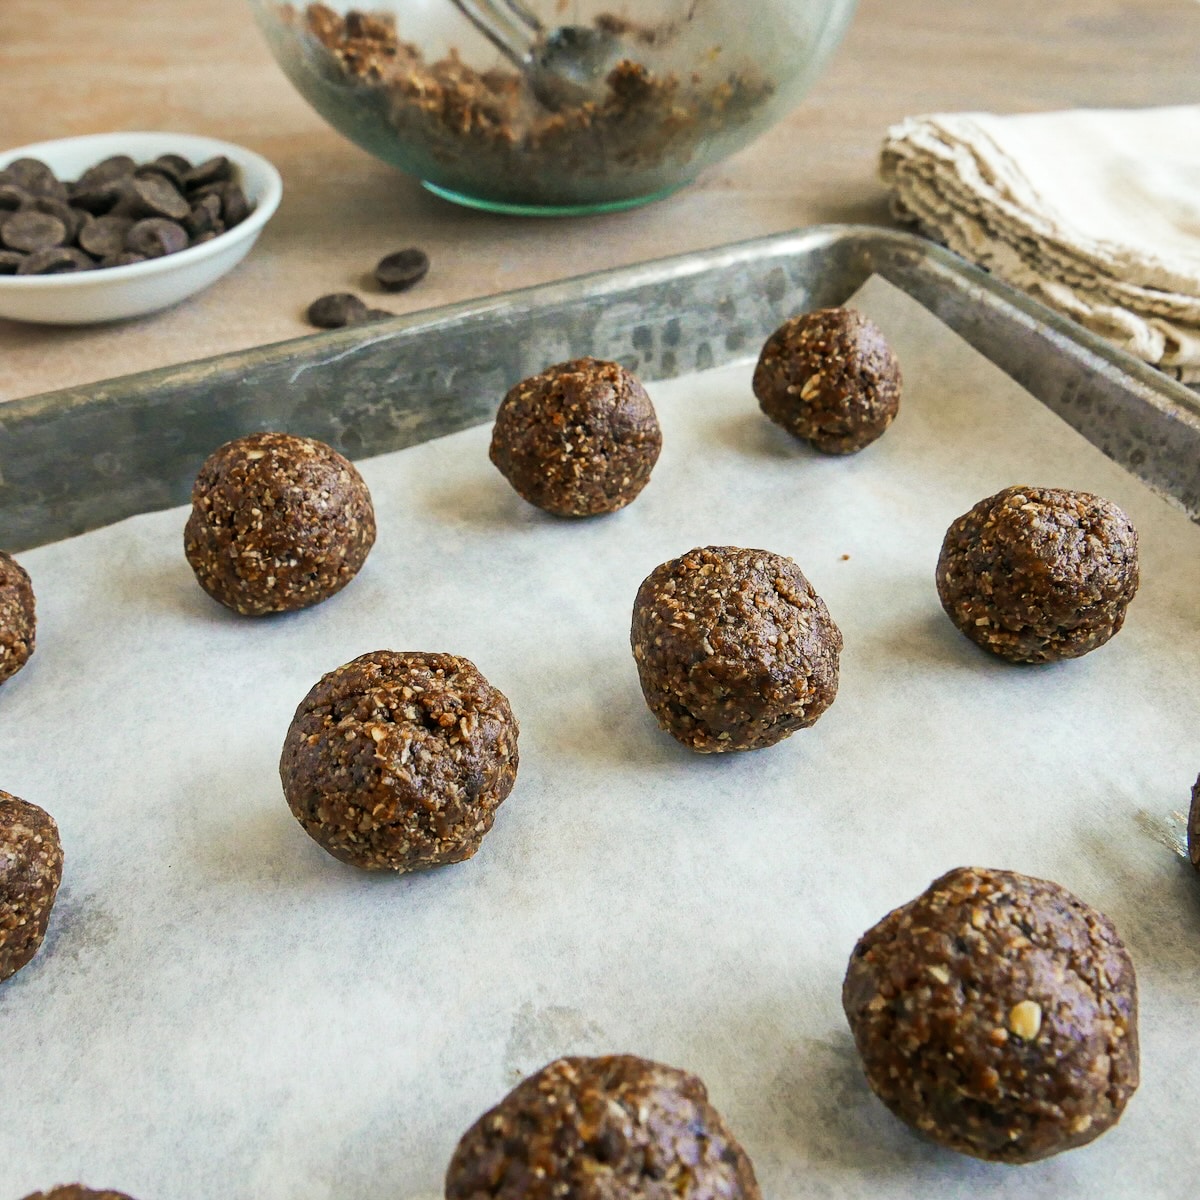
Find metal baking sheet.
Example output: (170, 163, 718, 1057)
(3, 224, 1200, 552)
(3, 269, 1200, 1200)
(2, 249, 1199, 1200)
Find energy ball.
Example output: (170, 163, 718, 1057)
(22, 1189, 137, 1200)
(631, 545, 841, 753)
(843, 866, 1139, 1164)
(0, 550, 36, 685)
(445, 1055, 761, 1200)
(1, 791, 64, 983)
(936, 485, 1139, 663)
(280, 650, 518, 871)
(752, 307, 901, 454)
(184, 431, 376, 616)
(489, 357, 662, 517)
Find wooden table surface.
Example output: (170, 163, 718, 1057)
(2, 0, 1198, 403)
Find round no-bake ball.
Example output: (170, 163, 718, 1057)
(489, 357, 662, 516)
(631, 545, 841, 753)
(936, 485, 1139, 663)
(280, 650, 519, 871)
(22, 1188, 137, 1200)
(184, 431, 376, 616)
(1, 790, 64, 983)
(445, 1055, 761, 1200)
(752, 307, 901, 454)
(0, 550, 36, 686)
(843, 866, 1139, 1164)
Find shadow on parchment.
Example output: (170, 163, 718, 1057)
(420, 472, 551, 533)
(708, 408, 815, 462)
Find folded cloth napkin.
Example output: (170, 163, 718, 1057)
(881, 106, 1200, 382)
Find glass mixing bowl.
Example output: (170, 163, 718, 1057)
(249, 0, 857, 215)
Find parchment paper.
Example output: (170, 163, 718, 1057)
(2, 275, 1198, 1200)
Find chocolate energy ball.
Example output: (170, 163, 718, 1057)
(22, 1188, 137, 1200)
(489, 357, 662, 517)
(0, 550, 36, 685)
(184, 431, 376, 616)
(280, 650, 519, 871)
(445, 1055, 761, 1200)
(843, 866, 1139, 1164)
(1, 791, 64, 984)
(752, 307, 901, 454)
(631, 545, 841, 753)
(936, 485, 1139, 664)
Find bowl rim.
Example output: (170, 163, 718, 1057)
(0, 131, 283, 288)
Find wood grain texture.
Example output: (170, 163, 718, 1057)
(1, 0, 1198, 402)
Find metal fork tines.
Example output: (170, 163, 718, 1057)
(449, 0, 545, 66)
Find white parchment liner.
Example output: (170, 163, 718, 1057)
(1, 276, 1197, 1200)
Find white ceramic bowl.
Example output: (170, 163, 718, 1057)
(0, 131, 282, 324)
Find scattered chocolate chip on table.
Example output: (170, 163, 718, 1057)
(374, 246, 429, 292)
(304, 291, 388, 328)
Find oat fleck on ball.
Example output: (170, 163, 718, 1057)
(752, 307, 901, 454)
(445, 1055, 761, 1200)
(22, 1188, 137, 1200)
(843, 866, 1139, 1164)
(184, 431, 376, 616)
(631, 545, 841, 753)
(0, 550, 36, 686)
(489, 357, 662, 517)
(1, 790, 64, 984)
(280, 650, 519, 871)
(936, 485, 1139, 663)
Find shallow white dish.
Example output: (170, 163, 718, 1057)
(0, 131, 283, 325)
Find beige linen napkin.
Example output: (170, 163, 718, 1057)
(881, 106, 1200, 382)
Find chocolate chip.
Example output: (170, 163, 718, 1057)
(0, 151, 253, 273)
(184, 156, 233, 189)
(5, 158, 67, 200)
(78, 214, 134, 258)
(16, 246, 95, 274)
(33, 196, 86, 241)
(70, 180, 128, 215)
(129, 174, 191, 221)
(134, 161, 185, 190)
(0, 184, 31, 212)
(2, 210, 68, 253)
(74, 155, 135, 192)
(98, 251, 148, 268)
(154, 153, 193, 176)
(306, 293, 369, 329)
(185, 193, 224, 238)
(125, 217, 189, 257)
(217, 182, 251, 226)
(374, 247, 430, 292)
